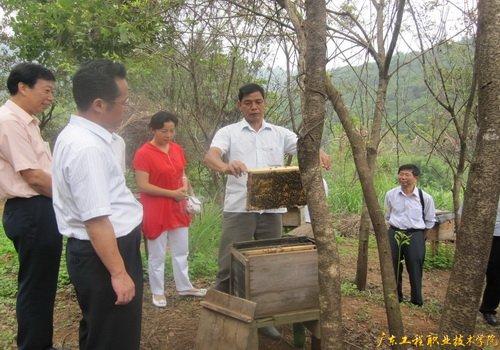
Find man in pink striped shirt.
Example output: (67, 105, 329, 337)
(0, 63, 62, 350)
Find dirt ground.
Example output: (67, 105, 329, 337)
(42, 238, 499, 350)
(1, 202, 498, 349)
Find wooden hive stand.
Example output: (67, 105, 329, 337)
(195, 290, 321, 350)
(232, 237, 322, 349)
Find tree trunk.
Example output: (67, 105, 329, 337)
(355, 76, 389, 290)
(355, 204, 370, 290)
(326, 79, 405, 346)
(299, 1, 344, 348)
(438, 0, 500, 342)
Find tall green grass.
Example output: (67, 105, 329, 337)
(188, 202, 222, 278)
(324, 152, 454, 214)
(0, 226, 17, 301)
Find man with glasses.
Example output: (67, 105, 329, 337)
(0, 62, 62, 350)
(52, 60, 143, 350)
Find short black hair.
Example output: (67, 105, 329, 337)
(72, 59, 127, 111)
(149, 111, 179, 129)
(398, 164, 421, 177)
(238, 83, 265, 101)
(7, 62, 55, 95)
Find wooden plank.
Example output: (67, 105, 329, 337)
(248, 250, 319, 317)
(287, 223, 314, 238)
(283, 208, 302, 227)
(200, 301, 253, 323)
(247, 166, 300, 174)
(426, 220, 455, 242)
(233, 236, 314, 250)
(242, 245, 316, 256)
(254, 309, 320, 327)
(230, 247, 248, 264)
(231, 255, 247, 298)
(195, 290, 257, 350)
(248, 250, 318, 292)
(246, 166, 306, 210)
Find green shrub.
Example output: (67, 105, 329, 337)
(341, 281, 361, 296)
(188, 201, 222, 279)
(424, 244, 455, 270)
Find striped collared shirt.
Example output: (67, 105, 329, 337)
(52, 115, 142, 240)
(0, 100, 52, 199)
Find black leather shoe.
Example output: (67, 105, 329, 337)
(482, 313, 498, 326)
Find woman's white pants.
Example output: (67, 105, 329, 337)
(147, 227, 194, 295)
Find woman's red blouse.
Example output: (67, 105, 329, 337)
(133, 142, 190, 239)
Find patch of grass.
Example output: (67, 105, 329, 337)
(0, 227, 17, 300)
(188, 201, 222, 279)
(424, 244, 455, 270)
(58, 238, 71, 287)
(355, 308, 371, 322)
(419, 297, 442, 317)
(341, 281, 362, 297)
(0, 225, 17, 349)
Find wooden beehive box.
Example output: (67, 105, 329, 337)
(230, 236, 319, 318)
(426, 212, 456, 241)
(246, 166, 306, 210)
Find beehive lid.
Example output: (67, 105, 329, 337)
(233, 236, 315, 255)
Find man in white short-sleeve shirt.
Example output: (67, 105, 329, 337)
(204, 83, 331, 300)
(52, 60, 143, 350)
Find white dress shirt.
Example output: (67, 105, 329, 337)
(210, 119, 297, 212)
(385, 186, 436, 230)
(111, 133, 126, 173)
(52, 115, 142, 240)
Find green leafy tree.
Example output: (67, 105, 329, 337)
(2, 0, 165, 68)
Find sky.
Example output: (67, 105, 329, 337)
(0, 1, 476, 71)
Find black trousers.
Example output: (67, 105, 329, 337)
(2, 196, 62, 350)
(66, 226, 143, 350)
(388, 227, 426, 306)
(480, 236, 500, 315)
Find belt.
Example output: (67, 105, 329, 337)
(390, 225, 424, 233)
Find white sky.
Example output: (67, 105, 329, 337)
(0, 1, 476, 71)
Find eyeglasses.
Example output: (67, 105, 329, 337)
(107, 97, 129, 107)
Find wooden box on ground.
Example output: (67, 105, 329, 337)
(230, 236, 319, 318)
(246, 166, 306, 210)
(282, 207, 304, 227)
(426, 212, 456, 241)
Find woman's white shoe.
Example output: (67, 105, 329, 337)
(152, 294, 167, 307)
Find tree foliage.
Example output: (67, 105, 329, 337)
(2, 0, 167, 68)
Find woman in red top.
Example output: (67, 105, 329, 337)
(133, 111, 206, 307)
